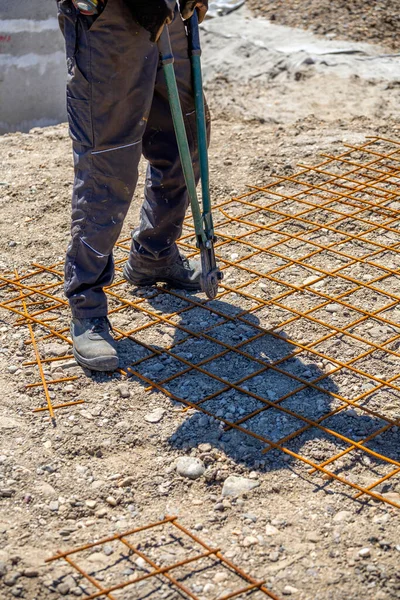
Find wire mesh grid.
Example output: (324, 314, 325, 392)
(46, 516, 281, 600)
(0, 269, 84, 424)
(1, 136, 400, 508)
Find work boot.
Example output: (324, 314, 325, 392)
(71, 317, 119, 372)
(123, 254, 202, 291)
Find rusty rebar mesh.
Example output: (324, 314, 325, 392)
(0, 269, 84, 423)
(1, 136, 400, 508)
(46, 516, 280, 600)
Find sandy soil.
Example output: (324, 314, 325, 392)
(247, 0, 400, 51)
(0, 8, 400, 600)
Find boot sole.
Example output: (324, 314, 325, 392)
(123, 265, 201, 291)
(73, 348, 119, 372)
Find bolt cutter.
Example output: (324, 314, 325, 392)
(158, 12, 223, 299)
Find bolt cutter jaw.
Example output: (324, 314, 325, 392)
(198, 237, 224, 299)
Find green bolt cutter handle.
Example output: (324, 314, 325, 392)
(158, 13, 223, 300)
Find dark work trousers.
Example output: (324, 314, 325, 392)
(57, 0, 209, 318)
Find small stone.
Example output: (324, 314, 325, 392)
(222, 476, 259, 497)
(306, 531, 320, 543)
(103, 545, 114, 556)
(57, 582, 70, 595)
(23, 568, 39, 578)
(176, 457, 205, 480)
(0, 488, 15, 498)
(359, 548, 371, 558)
(43, 343, 68, 357)
(198, 443, 212, 453)
(382, 491, 400, 503)
(0, 562, 7, 577)
(71, 587, 83, 597)
(85, 500, 97, 509)
(303, 275, 320, 286)
(64, 384, 75, 393)
(204, 583, 215, 593)
(333, 510, 352, 523)
(145, 408, 165, 424)
(213, 571, 228, 584)
(7, 366, 18, 374)
(95, 508, 108, 518)
(269, 551, 280, 562)
(4, 572, 21, 586)
(43, 440, 52, 449)
(106, 496, 118, 507)
(135, 557, 147, 569)
(283, 585, 298, 595)
(11, 586, 24, 598)
(49, 501, 59, 512)
(242, 535, 259, 547)
(265, 524, 279, 536)
(117, 384, 130, 399)
(119, 477, 135, 488)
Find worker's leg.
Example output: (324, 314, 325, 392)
(128, 9, 211, 266)
(57, 0, 159, 318)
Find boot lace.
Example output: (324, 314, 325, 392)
(87, 317, 112, 333)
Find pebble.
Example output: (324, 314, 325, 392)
(49, 501, 59, 512)
(358, 547, 371, 558)
(119, 476, 135, 488)
(222, 476, 260, 497)
(144, 408, 165, 424)
(204, 583, 215, 593)
(106, 496, 118, 507)
(176, 457, 205, 480)
(333, 510, 352, 522)
(103, 545, 114, 556)
(265, 524, 280, 536)
(306, 531, 320, 543)
(303, 275, 320, 286)
(4, 572, 21, 586)
(85, 500, 97, 509)
(23, 568, 39, 578)
(382, 491, 400, 503)
(57, 582, 70, 595)
(64, 384, 75, 393)
(0, 488, 15, 498)
(242, 535, 259, 547)
(283, 585, 298, 595)
(198, 443, 212, 452)
(269, 551, 280, 562)
(7, 366, 18, 374)
(213, 571, 228, 583)
(135, 557, 147, 569)
(117, 384, 130, 399)
(43, 343, 68, 357)
(71, 587, 83, 596)
(0, 562, 7, 577)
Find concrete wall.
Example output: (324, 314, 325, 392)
(0, 0, 67, 134)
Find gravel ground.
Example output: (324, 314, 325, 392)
(247, 0, 400, 51)
(1, 9, 400, 600)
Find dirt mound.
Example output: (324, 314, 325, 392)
(246, 0, 400, 50)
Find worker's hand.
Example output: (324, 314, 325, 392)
(127, 0, 176, 43)
(180, 0, 209, 23)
